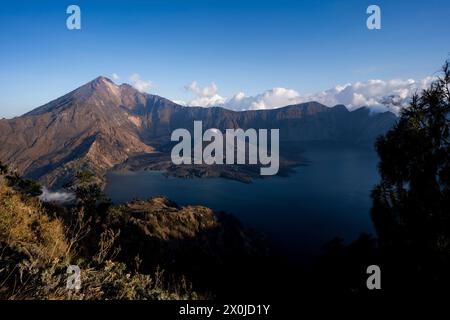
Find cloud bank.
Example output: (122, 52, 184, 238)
(129, 73, 153, 92)
(39, 187, 76, 203)
(184, 81, 226, 107)
(181, 77, 435, 114)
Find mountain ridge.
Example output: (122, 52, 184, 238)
(0, 76, 398, 188)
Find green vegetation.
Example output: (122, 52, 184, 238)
(308, 60, 450, 294)
(3, 169, 42, 197)
(371, 60, 450, 290)
(0, 165, 263, 300)
(0, 165, 198, 300)
(3, 61, 447, 298)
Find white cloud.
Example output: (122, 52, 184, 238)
(225, 88, 302, 111)
(298, 77, 435, 114)
(129, 73, 153, 92)
(178, 76, 435, 115)
(188, 77, 433, 114)
(173, 100, 187, 106)
(184, 81, 226, 107)
(112, 73, 120, 81)
(39, 187, 75, 203)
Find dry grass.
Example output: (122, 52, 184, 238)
(0, 177, 199, 300)
(0, 184, 68, 264)
(125, 198, 219, 240)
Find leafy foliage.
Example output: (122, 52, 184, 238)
(371, 61, 450, 290)
(0, 167, 198, 300)
(3, 168, 42, 197)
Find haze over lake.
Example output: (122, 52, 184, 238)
(106, 143, 380, 258)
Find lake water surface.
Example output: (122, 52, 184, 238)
(105, 144, 380, 258)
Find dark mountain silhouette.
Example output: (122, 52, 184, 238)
(0, 76, 397, 188)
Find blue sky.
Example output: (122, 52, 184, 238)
(0, 0, 449, 118)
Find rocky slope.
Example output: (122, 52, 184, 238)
(106, 197, 269, 295)
(0, 168, 263, 299)
(0, 76, 397, 188)
(0, 77, 159, 187)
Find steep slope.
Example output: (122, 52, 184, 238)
(0, 77, 157, 187)
(0, 171, 200, 300)
(0, 76, 397, 188)
(140, 100, 396, 147)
